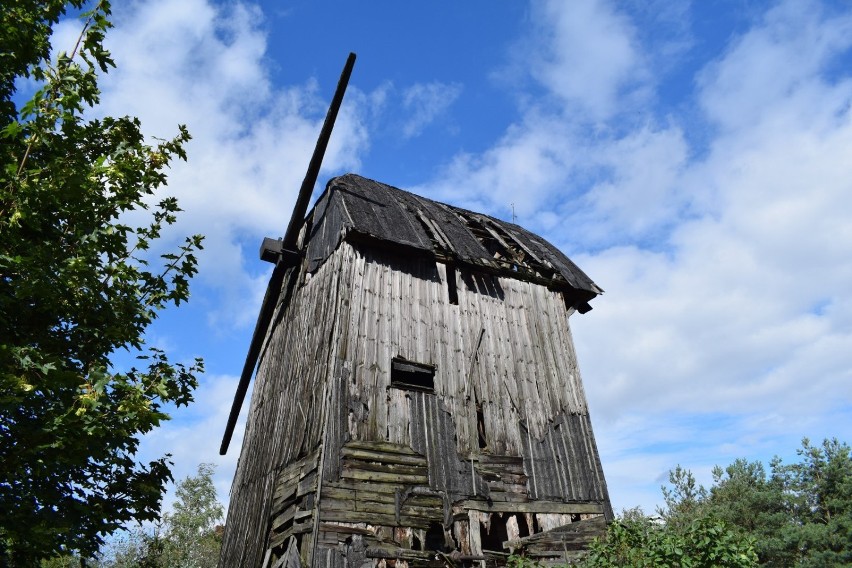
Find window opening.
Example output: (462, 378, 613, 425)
(446, 264, 458, 305)
(391, 358, 435, 392)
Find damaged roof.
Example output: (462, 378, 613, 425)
(304, 173, 603, 304)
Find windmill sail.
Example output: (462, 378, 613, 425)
(219, 53, 357, 455)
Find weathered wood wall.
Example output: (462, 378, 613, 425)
(220, 246, 352, 567)
(220, 239, 611, 567)
(336, 240, 595, 457)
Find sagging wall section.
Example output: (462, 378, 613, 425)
(219, 240, 611, 567)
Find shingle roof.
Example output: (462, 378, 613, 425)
(304, 174, 602, 305)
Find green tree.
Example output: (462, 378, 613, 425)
(706, 458, 794, 565)
(160, 463, 223, 568)
(104, 464, 223, 568)
(653, 438, 852, 567)
(512, 438, 851, 567)
(581, 513, 758, 568)
(0, 1, 203, 563)
(779, 438, 852, 567)
(39, 557, 86, 568)
(658, 465, 708, 532)
(708, 439, 852, 567)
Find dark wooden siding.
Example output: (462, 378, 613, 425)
(220, 240, 611, 567)
(334, 241, 594, 452)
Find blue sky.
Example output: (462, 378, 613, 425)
(54, 0, 852, 516)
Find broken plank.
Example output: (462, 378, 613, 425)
(344, 440, 424, 455)
(460, 500, 604, 515)
(323, 486, 441, 508)
(296, 470, 317, 496)
(340, 459, 428, 477)
(340, 467, 427, 485)
(320, 509, 433, 529)
(340, 447, 427, 466)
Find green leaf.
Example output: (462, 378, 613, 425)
(0, 1, 203, 562)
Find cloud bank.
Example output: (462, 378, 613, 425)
(90, 0, 852, 516)
(420, 0, 852, 509)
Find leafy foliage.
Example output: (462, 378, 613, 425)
(103, 464, 223, 568)
(653, 438, 852, 567)
(566, 438, 851, 567)
(506, 554, 546, 568)
(582, 513, 757, 568)
(658, 464, 708, 534)
(507, 512, 757, 568)
(0, 0, 203, 563)
(505, 509, 756, 568)
(707, 439, 852, 566)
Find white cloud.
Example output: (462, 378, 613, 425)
(89, 0, 852, 518)
(99, 0, 372, 330)
(400, 81, 462, 138)
(697, 0, 852, 133)
(415, 110, 580, 219)
(572, 2, 852, 495)
(569, 124, 690, 245)
(419, 0, 852, 511)
(527, 0, 648, 120)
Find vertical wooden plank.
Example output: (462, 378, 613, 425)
(557, 420, 578, 500)
(373, 258, 390, 441)
(468, 510, 484, 567)
(386, 388, 410, 445)
(547, 427, 569, 498)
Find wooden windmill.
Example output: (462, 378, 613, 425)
(218, 54, 613, 568)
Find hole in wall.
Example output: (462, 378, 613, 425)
(447, 264, 458, 305)
(476, 402, 488, 450)
(390, 358, 435, 392)
(517, 514, 531, 538)
(425, 522, 447, 552)
(480, 513, 509, 552)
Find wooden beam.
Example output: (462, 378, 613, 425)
(459, 500, 604, 515)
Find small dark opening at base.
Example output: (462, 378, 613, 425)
(517, 514, 531, 538)
(480, 513, 509, 552)
(425, 521, 447, 552)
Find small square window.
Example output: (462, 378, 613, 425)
(391, 358, 435, 392)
